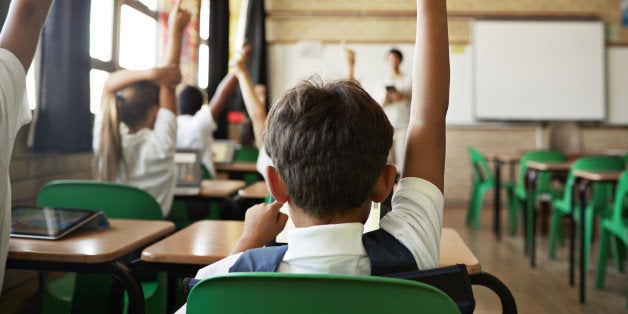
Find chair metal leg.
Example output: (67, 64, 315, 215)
(470, 271, 517, 314)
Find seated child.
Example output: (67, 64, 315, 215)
(176, 72, 237, 178)
(93, 1, 190, 217)
(176, 0, 449, 310)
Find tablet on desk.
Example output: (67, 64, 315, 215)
(10, 206, 109, 240)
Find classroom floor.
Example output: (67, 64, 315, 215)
(1, 205, 626, 313)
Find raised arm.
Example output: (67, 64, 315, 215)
(208, 72, 237, 120)
(401, 0, 449, 192)
(343, 43, 356, 81)
(159, 0, 190, 114)
(0, 0, 54, 71)
(231, 47, 267, 149)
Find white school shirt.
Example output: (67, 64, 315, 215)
(176, 105, 217, 178)
(93, 108, 177, 217)
(175, 177, 443, 314)
(0, 49, 32, 288)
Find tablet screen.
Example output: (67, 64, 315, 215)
(11, 206, 103, 240)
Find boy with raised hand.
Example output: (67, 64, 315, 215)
(176, 0, 448, 309)
(0, 0, 55, 288)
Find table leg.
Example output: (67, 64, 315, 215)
(525, 169, 539, 268)
(569, 179, 577, 286)
(494, 160, 503, 240)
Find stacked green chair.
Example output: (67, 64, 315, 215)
(466, 146, 515, 229)
(596, 170, 628, 289)
(547, 156, 625, 270)
(186, 272, 459, 314)
(37, 180, 168, 314)
(510, 150, 567, 239)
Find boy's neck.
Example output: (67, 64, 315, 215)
(289, 201, 371, 228)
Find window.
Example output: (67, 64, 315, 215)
(198, 0, 210, 89)
(89, 0, 158, 114)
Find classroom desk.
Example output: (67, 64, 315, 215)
(572, 169, 623, 304)
(487, 153, 520, 240)
(141, 222, 516, 313)
(237, 181, 269, 200)
(7, 219, 175, 314)
(523, 160, 572, 268)
(215, 162, 257, 173)
(175, 179, 246, 199)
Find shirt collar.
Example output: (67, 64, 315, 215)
(284, 222, 367, 260)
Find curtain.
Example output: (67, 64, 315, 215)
(208, 0, 231, 139)
(32, 0, 92, 153)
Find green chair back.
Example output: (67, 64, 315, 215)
(37, 180, 163, 220)
(234, 145, 259, 162)
(186, 273, 459, 314)
(595, 170, 628, 288)
(37, 180, 167, 314)
(468, 146, 493, 184)
(558, 156, 625, 209)
(514, 150, 568, 199)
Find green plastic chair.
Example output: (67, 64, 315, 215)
(510, 150, 567, 240)
(186, 272, 459, 314)
(235, 145, 261, 186)
(37, 180, 167, 314)
(466, 146, 515, 229)
(596, 170, 628, 289)
(547, 156, 625, 270)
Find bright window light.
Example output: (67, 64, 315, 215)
(90, 69, 109, 114)
(200, 0, 210, 40)
(198, 44, 209, 89)
(119, 5, 156, 70)
(90, 0, 114, 61)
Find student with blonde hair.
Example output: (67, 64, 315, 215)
(93, 0, 189, 216)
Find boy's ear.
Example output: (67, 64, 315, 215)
(370, 164, 397, 203)
(266, 166, 289, 203)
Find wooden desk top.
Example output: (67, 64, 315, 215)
(215, 162, 257, 173)
(438, 228, 481, 275)
(487, 153, 521, 164)
(141, 221, 481, 275)
(199, 179, 247, 198)
(526, 160, 572, 172)
(9, 219, 174, 264)
(573, 169, 623, 181)
(141, 220, 244, 265)
(238, 181, 269, 199)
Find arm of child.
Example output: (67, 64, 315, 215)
(342, 42, 356, 81)
(231, 46, 267, 149)
(401, 0, 449, 193)
(230, 201, 288, 254)
(208, 72, 237, 120)
(158, 0, 190, 115)
(0, 0, 54, 71)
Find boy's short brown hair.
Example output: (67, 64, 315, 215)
(265, 77, 393, 219)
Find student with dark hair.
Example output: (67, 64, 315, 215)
(176, 0, 449, 309)
(0, 0, 54, 289)
(93, 0, 189, 217)
(176, 71, 238, 178)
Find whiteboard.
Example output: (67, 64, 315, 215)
(268, 42, 474, 124)
(472, 20, 606, 121)
(607, 46, 628, 125)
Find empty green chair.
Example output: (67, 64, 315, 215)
(466, 146, 515, 229)
(510, 150, 567, 240)
(186, 272, 459, 314)
(596, 170, 628, 289)
(547, 156, 625, 271)
(37, 180, 167, 314)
